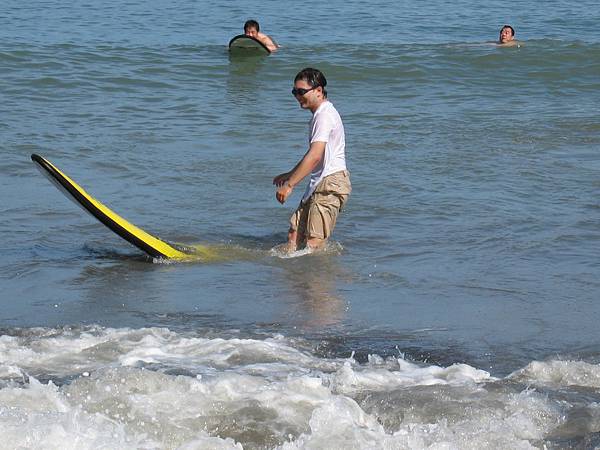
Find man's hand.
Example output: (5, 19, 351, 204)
(276, 182, 293, 204)
(273, 172, 290, 187)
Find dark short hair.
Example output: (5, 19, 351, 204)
(501, 25, 515, 36)
(294, 68, 328, 98)
(244, 19, 260, 32)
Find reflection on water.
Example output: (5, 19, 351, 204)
(61, 238, 351, 332)
(276, 249, 349, 330)
(226, 52, 268, 103)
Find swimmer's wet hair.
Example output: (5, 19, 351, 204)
(244, 19, 260, 32)
(294, 68, 328, 98)
(501, 24, 515, 36)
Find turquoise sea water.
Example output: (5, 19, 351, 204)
(1, 1, 600, 448)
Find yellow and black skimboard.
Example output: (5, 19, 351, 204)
(31, 154, 214, 261)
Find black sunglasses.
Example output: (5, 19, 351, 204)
(292, 86, 319, 96)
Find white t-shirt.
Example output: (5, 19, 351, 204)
(302, 101, 347, 203)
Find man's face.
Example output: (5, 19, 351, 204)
(500, 27, 514, 43)
(293, 80, 319, 110)
(245, 27, 258, 38)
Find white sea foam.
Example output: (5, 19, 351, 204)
(269, 241, 343, 259)
(0, 326, 582, 449)
(269, 245, 314, 259)
(510, 359, 600, 388)
(330, 357, 495, 395)
(280, 388, 559, 450)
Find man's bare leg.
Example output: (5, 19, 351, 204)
(287, 228, 304, 253)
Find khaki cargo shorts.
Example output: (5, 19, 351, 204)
(290, 170, 351, 240)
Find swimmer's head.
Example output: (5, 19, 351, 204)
(244, 19, 260, 38)
(499, 25, 515, 43)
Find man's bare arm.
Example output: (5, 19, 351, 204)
(275, 141, 325, 204)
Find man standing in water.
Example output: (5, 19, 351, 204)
(273, 68, 351, 252)
(244, 19, 279, 52)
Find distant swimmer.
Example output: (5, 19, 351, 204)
(244, 19, 279, 52)
(497, 24, 521, 47)
(273, 68, 351, 253)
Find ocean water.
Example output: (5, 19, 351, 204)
(1, 0, 600, 448)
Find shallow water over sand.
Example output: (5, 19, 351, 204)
(1, 0, 600, 447)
